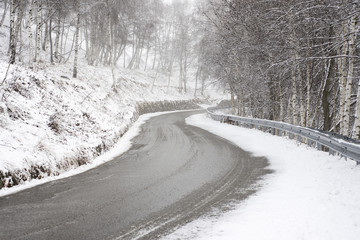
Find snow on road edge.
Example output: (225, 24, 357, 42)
(163, 113, 360, 240)
(0, 109, 197, 197)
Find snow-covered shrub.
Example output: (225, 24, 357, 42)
(48, 112, 62, 134)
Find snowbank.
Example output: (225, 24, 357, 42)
(162, 113, 360, 240)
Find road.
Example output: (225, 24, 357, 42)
(0, 110, 270, 240)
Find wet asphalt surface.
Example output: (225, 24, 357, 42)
(0, 110, 270, 240)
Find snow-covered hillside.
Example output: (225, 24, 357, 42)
(0, 60, 203, 189)
(0, 6, 224, 190)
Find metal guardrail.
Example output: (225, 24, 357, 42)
(207, 107, 360, 165)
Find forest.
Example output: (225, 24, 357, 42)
(199, 0, 360, 140)
(2, 0, 360, 139)
(2, 0, 204, 93)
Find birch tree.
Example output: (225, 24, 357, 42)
(8, 0, 16, 64)
(353, 81, 360, 139)
(27, 0, 34, 67)
(105, 0, 116, 88)
(34, 0, 42, 64)
(343, 13, 358, 136)
(72, 1, 81, 78)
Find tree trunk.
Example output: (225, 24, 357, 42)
(107, 3, 116, 89)
(42, 10, 49, 51)
(152, 33, 157, 70)
(54, 12, 61, 61)
(9, 0, 16, 64)
(73, 11, 80, 78)
(352, 83, 360, 139)
(305, 58, 312, 127)
(114, 43, 125, 65)
(338, 20, 349, 135)
(194, 67, 200, 97)
(151, 61, 160, 92)
(289, 11, 298, 125)
(127, 37, 139, 69)
(230, 86, 235, 115)
(201, 74, 205, 96)
(27, 0, 34, 66)
(278, 80, 284, 121)
(167, 58, 173, 91)
(343, 15, 357, 136)
(0, 0, 8, 27)
(35, 0, 42, 64)
(322, 60, 332, 131)
(183, 47, 187, 93)
(144, 43, 150, 71)
(131, 25, 135, 56)
(15, 3, 24, 62)
(297, 58, 306, 126)
(179, 56, 183, 93)
(49, 18, 54, 64)
(60, 21, 65, 56)
(291, 62, 298, 125)
(83, 18, 89, 62)
(123, 41, 126, 68)
(137, 38, 143, 67)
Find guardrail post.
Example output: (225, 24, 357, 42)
(288, 132, 293, 139)
(317, 142, 322, 151)
(307, 138, 312, 147)
(271, 128, 275, 135)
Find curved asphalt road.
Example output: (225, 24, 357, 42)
(0, 110, 270, 240)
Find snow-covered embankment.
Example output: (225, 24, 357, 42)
(0, 63, 200, 190)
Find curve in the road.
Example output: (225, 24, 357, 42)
(0, 110, 270, 240)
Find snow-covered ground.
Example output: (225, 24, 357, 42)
(162, 113, 360, 240)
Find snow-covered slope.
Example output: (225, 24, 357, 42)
(0, 58, 206, 189)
